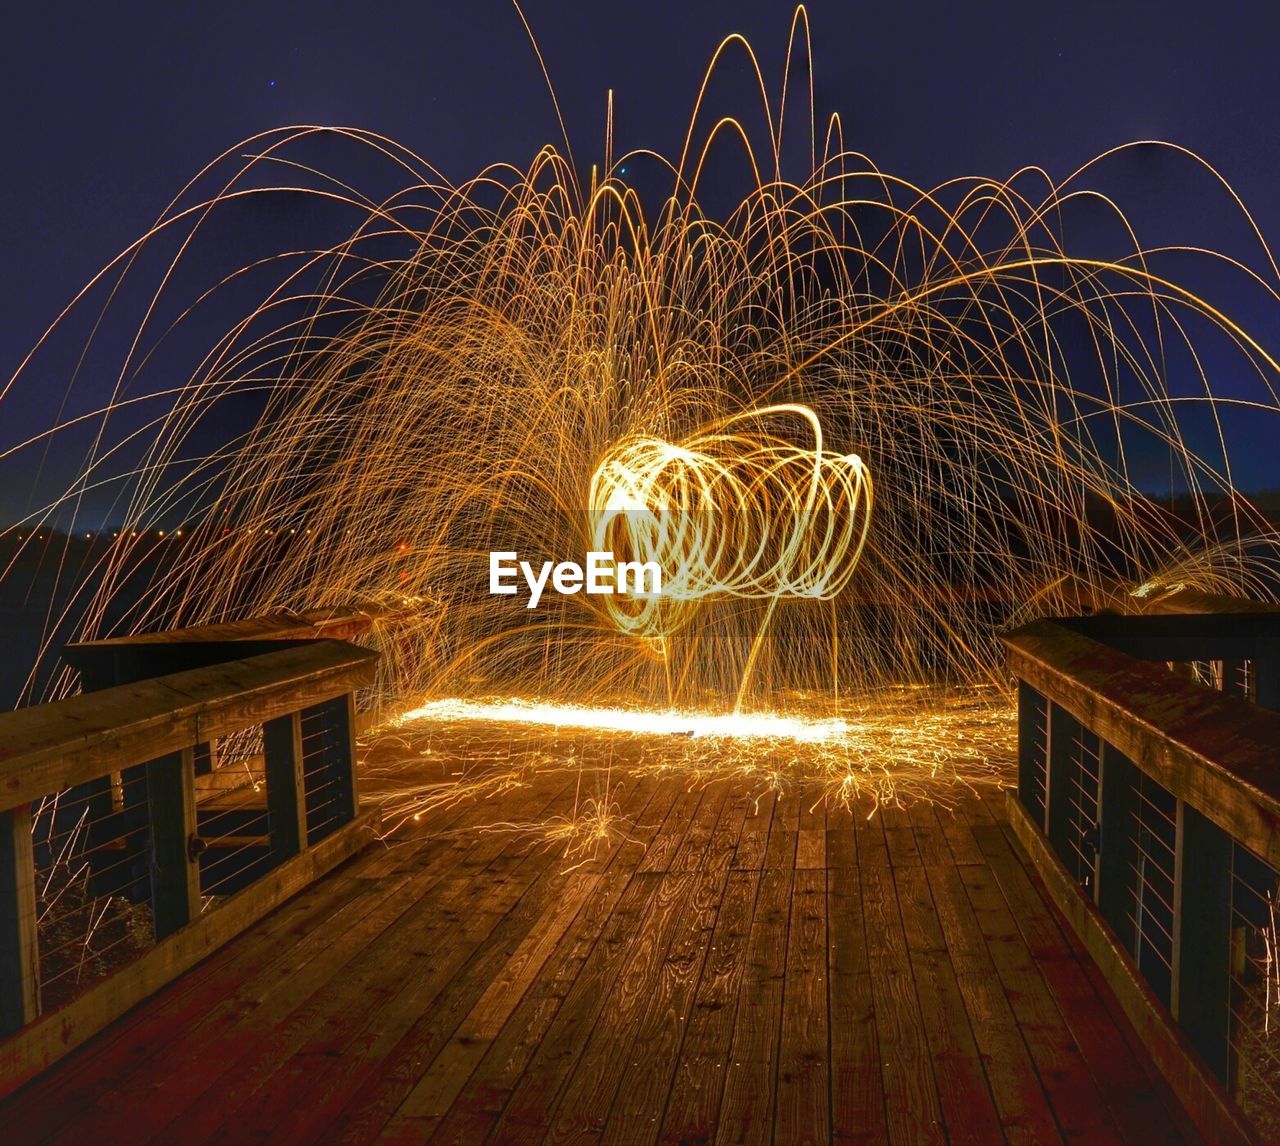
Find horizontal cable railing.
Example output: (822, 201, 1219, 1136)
(1003, 610, 1280, 1143)
(0, 636, 378, 1096)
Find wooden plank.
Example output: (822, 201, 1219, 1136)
(476, 780, 714, 1139)
(0, 802, 39, 1035)
(795, 791, 826, 871)
(0, 809, 378, 1100)
(0, 794, 492, 1142)
(958, 861, 1123, 1142)
(983, 802, 1198, 1141)
(381, 870, 602, 1132)
(716, 864, 792, 1144)
(765, 788, 800, 872)
(177, 775, 598, 1144)
(428, 868, 634, 1145)
(114, 819, 548, 1143)
(0, 641, 377, 813)
(599, 789, 749, 1143)
(700, 789, 751, 877)
(908, 799, 1062, 1144)
(824, 814, 884, 1143)
(858, 810, 945, 1143)
(5, 769, 1218, 1145)
(638, 784, 709, 874)
(205, 807, 579, 1144)
(2, 855, 386, 1134)
(932, 801, 988, 867)
(432, 783, 679, 1144)
(880, 804, 920, 868)
(486, 870, 666, 1139)
(731, 791, 775, 871)
(669, 782, 731, 872)
(355, 775, 664, 1141)
(774, 866, 829, 1144)
(543, 789, 733, 1141)
(64, 606, 379, 649)
(659, 868, 761, 1144)
(892, 857, 1003, 1141)
(300, 774, 627, 1143)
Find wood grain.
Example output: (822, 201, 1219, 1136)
(0, 777, 1202, 1144)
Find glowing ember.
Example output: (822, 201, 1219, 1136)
(395, 696, 852, 743)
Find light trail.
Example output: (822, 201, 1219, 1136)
(395, 696, 853, 743)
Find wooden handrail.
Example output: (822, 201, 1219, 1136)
(0, 641, 378, 813)
(1004, 611, 1280, 1141)
(63, 605, 386, 649)
(1002, 619, 1280, 869)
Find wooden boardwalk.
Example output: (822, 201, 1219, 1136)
(1, 769, 1197, 1144)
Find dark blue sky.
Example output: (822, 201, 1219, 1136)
(4, 0, 1280, 518)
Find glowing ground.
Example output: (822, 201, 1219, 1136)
(365, 685, 1016, 838)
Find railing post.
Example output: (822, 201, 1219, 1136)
(1016, 681, 1048, 827)
(264, 712, 307, 859)
(299, 692, 359, 843)
(1097, 744, 1138, 928)
(146, 748, 201, 939)
(1173, 803, 1232, 1080)
(330, 692, 359, 825)
(0, 803, 40, 1035)
(1045, 701, 1078, 862)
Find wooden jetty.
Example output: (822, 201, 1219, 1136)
(4, 595, 1280, 1141)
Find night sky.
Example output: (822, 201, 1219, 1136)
(4, 0, 1280, 520)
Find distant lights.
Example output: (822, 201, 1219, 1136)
(3, 521, 333, 541)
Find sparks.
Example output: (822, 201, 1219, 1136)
(396, 696, 852, 744)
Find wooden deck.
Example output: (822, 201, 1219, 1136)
(0, 769, 1197, 1143)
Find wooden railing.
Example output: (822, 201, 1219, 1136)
(1003, 610, 1280, 1144)
(0, 635, 379, 1097)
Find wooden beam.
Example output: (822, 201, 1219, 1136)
(0, 803, 39, 1036)
(1174, 804, 1233, 1080)
(1015, 681, 1047, 829)
(0, 809, 379, 1099)
(146, 749, 200, 940)
(0, 641, 378, 813)
(1045, 701, 1078, 863)
(333, 693, 359, 825)
(263, 712, 307, 859)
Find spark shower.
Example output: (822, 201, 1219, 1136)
(5, 9, 1280, 805)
